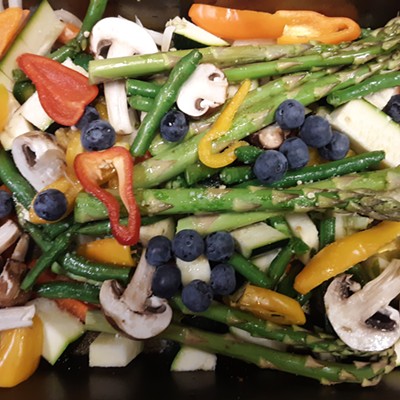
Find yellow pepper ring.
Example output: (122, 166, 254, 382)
(198, 79, 251, 168)
(0, 83, 9, 131)
(294, 221, 400, 295)
(231, 283, 306, 325)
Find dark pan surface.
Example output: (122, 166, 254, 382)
(1, 0, 400, 398)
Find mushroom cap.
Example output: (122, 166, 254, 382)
(324, 273, 400, 352)
(176, 63, 228, 117)
(100, 279, 172, 340)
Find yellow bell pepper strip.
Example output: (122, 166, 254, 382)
(74, 146, 141, 246)
(189, 4, 286, 40)
(294, 221, 400, 295)
(188, 4, 361, 44)
(0, 8, 30, 59)
(17, 53, 99, 127)
(77, 237, 135, 267)
(0, 84, 8, 131)
(275, 10, 361, 45)
(229, 283, 306, 325)
(0, 315, 43, 388)
(198, 79, 251, 168)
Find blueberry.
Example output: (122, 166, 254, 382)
(75, 105, 100, 131)
(252, 150, 288, 184)
(0, 190, 13, 218)
(81, 119, 116, 151)
(299, 115, 332, 148)
(146, 236, 173, 267)
(151, 264, 181, 298)
(172, 229, 204, 262)
(279, 137, 309, 170)
(160, 110, 189, 142)
(210, 263, 236, 296)
(181, 279, 213, 312)
(275, 99, 305, 130)
(318, 130, 350, 161)
(33, 189, 67, 221)
(205, 231, 235, 263)
(383, 94, 400, 123)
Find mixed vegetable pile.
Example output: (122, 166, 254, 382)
(1, 0, 400, 389)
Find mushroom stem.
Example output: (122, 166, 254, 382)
(350, 260, 400, 321)
(0, 220, 21, 255)
(0, 304, 35, 331)
(11, 233, 30, 263)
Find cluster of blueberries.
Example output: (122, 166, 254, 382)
(146, 229, 237, 312)
(253, 99, 351, 184)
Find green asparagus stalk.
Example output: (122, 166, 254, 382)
(327, 71, 400, 106)
(133, 55, 396, 189)
(89, 43, 313, 83)
(160, 324, 396, 385)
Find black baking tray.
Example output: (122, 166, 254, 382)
(1, 0, 400, 398)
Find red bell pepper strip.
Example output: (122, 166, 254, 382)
(74, 147, 141, 246)
(17, 53, 98, 126)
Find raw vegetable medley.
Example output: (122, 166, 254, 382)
(1, 0, 400, 389)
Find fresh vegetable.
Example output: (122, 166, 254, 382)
(17, 53, 99, 126)
(74, 146, 141, 246)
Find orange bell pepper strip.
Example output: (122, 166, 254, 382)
(189, 4, 286, 40)
(74, 146, 141, 246)
(275, 10, 361, 45)
(229, 283, 306, 325)
(198, 79, 250, 168)
(189, 4, 361, 44)
(294, 221, 400, 295)
(57, 22, 80, 45)
(0, 8, 30, 59)
(0, 84, 9, 131)
(17, 53, 98, 126)
(0, 315, 43, 388)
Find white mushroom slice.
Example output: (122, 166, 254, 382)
(0, 220, 21, 255)
(90, 17, 158, 135)
(0, 305, 35, 331)
(324, 259, 400, 352)
(11, 131, 66, 191)
(100, 251, 172, 340)
(176, 63, 228, 117)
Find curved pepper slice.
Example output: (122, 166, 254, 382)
(229, 283, 306, 325)
(294, 221, 400, 295)
(74, 146, 141, 246)
(198, 79, 251, 169)
(0, 315, 43, 388)
(189, 4, 361, 44)
(17, 53, 98, 126)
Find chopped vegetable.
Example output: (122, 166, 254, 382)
(17, 53, 99, 126)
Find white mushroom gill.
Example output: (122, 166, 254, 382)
(324, 259, 400, 352)
(90, 17, 158, 136)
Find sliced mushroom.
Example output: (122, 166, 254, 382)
(250, 123, 287, 150)
(90, 17, 158, 135)
(0, 220, 21, 255)
(176, 63, 228, 117)
(99, 250, 172, 339)
(0, 233, 31, 308)
(0, 304, 35, 331)
(11, 131, 66, 191)
(324, 259, 400, 352)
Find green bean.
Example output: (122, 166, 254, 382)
(219, 166, 254, 185)
(234, 145, 263, 164)
(126, 79, 161, 97)
(267, 241, 295, 287)
(184, 162, 220, 186)
(60, 253, 132, 284)
(21, 226, 78, 291)
(0, 147, 36, 209)
(228, 253, 273, 289)
(327, 71, 400, 106)
(128, 95, 154, 112)
(41, 216, 75, 240)
(130, 49, 203, 156)
(235, 151, 385, 188)
(318, 217, 336, 249)
(35, 281, 100, 304)
(23, 222, 51, 251)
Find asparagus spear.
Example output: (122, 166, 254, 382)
(89, 43, 313, 83)
(133, 54, 398, 188)
(160, 323, 396, 385)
